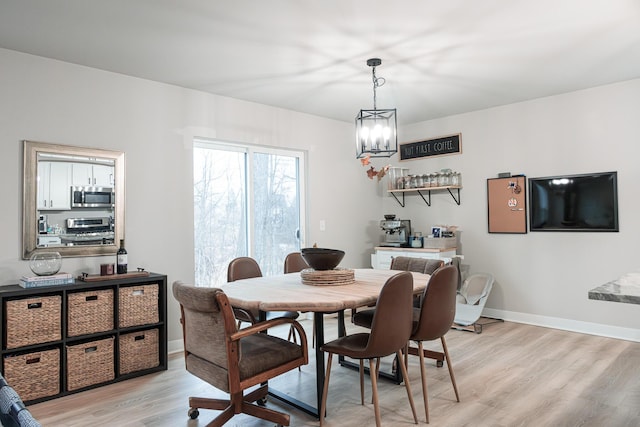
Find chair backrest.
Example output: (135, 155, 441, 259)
(284, 252, 309, 273)
(390, 256, 444, 275)
(365, 271, 414, 358)
(227, 257, 262, 282)
(172, 281, 235, 391)
(412, 265, 458, 341)
(460, 273, 494, 306)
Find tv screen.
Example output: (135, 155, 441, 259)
(528, 171, 618, 232)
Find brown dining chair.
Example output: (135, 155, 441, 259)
(409, 264, 460, 423)
(320, 271, 418, 427)
(390, 256, 444, 275)
(283, 252, 309, 274)
(354, 265, 460, 423)
(172, 281, 308, 426)
(228, 257, 300, 341)
(283, 252, 311, 345)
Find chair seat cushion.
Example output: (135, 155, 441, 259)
(321, 333, 372, 359)
(239, 333, 304, 379)
(352, 308, 375, 328)
(187, 333, 304, 391)
(234, 309, 299, 323)
(266, 311, 299, 321)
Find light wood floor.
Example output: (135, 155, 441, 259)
(29, 317, 640, 427)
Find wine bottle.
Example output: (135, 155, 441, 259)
(117, 239, 128, 274)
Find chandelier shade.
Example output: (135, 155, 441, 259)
(355, 108, 397, 158)
(355, 58, 398, 159)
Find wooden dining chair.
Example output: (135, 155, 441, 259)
(172, 281, 308, 426)
(228, 257, 300, 342)
(319, 271, 418, 427)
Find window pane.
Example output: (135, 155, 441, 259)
(193, 146, 247, 286)
(252, 152, 300, 276)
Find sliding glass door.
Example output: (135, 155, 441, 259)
(193, 140, 305, 286)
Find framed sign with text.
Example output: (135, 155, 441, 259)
(399, 133, 461, 161)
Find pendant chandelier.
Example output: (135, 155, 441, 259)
(355, 58, 398, 159)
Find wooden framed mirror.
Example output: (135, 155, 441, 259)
(22, 140, 125, 259)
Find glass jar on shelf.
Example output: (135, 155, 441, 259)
(438, 172, 447, 187)
(422, 174, 430, 188)
(430, 173, 439, 187)
(415, 174, 424, 188)
(451, 171, 460, 186)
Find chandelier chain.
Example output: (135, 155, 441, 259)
(371, 65, 385, 110)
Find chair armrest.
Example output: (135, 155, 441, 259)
(233, 307, 257, 324)
(230, 317, 308, 343)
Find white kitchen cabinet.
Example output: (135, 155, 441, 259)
(71, 163, 114, 187)
(371, 247, 457, 269)
(37, 161, 72, 210)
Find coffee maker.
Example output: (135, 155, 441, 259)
(380, 215, 411, 247)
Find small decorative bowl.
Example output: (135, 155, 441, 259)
(29, 251, 62, 276)
(301, 248, 345, 271)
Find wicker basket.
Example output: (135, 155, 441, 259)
(67, 289, 114, 337)
(66, 337, 115, 391)
(5, 295, 62, 349)
(422, 236, 457, 249)
(119, 328, 159, 375)
(118, 284, 159, 328)
(3, 348, 60, 402)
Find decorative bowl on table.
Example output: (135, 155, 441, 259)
(29, 251, 62, 276)
(301, 248, 345, 271)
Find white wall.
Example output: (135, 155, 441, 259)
(391, 79, 640, 339)
(1, 47, 638, 344)
(0, 48, 380, 342)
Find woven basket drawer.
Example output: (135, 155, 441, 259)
(3, 348, 60, 402)
(5, 295, 62, 349)
(67, 289, 114, 337)
(66, 337, 115, 391)
(119, 328, 159, 375)
(118, 284, 159, 328)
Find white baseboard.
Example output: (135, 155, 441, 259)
(168, 309, 640, 355)
(482, 308, 640, 343)
(168, 339, 183, 355)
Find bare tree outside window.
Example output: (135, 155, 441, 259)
(194, 142, 304, 287)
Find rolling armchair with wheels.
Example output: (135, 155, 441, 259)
(172, 281, 308, 427)
(453, 272, 502, 333)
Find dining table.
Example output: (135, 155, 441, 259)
(221, 268, 438, 418)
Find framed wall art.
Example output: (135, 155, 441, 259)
(399, 133, 461, 161)
(487, 175, 527, 234)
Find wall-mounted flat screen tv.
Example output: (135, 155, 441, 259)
(529, 171, 618, 232)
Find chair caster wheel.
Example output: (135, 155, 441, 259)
(257, 397, 267, 406)
(436, 360, 444, 368)
(188, 408, 199, 419)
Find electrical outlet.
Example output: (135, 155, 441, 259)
(319, 220, 326, 231)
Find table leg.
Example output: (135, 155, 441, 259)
(271, 312, 325, 418)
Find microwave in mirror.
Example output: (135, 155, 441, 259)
(71, 186, 115, 208)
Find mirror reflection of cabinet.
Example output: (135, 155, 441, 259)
(37, 161, 72, 210)
(23, 141, 125, 259)
(71, 163, 114, 187)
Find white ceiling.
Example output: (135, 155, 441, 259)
(2, 0, 640, 125)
